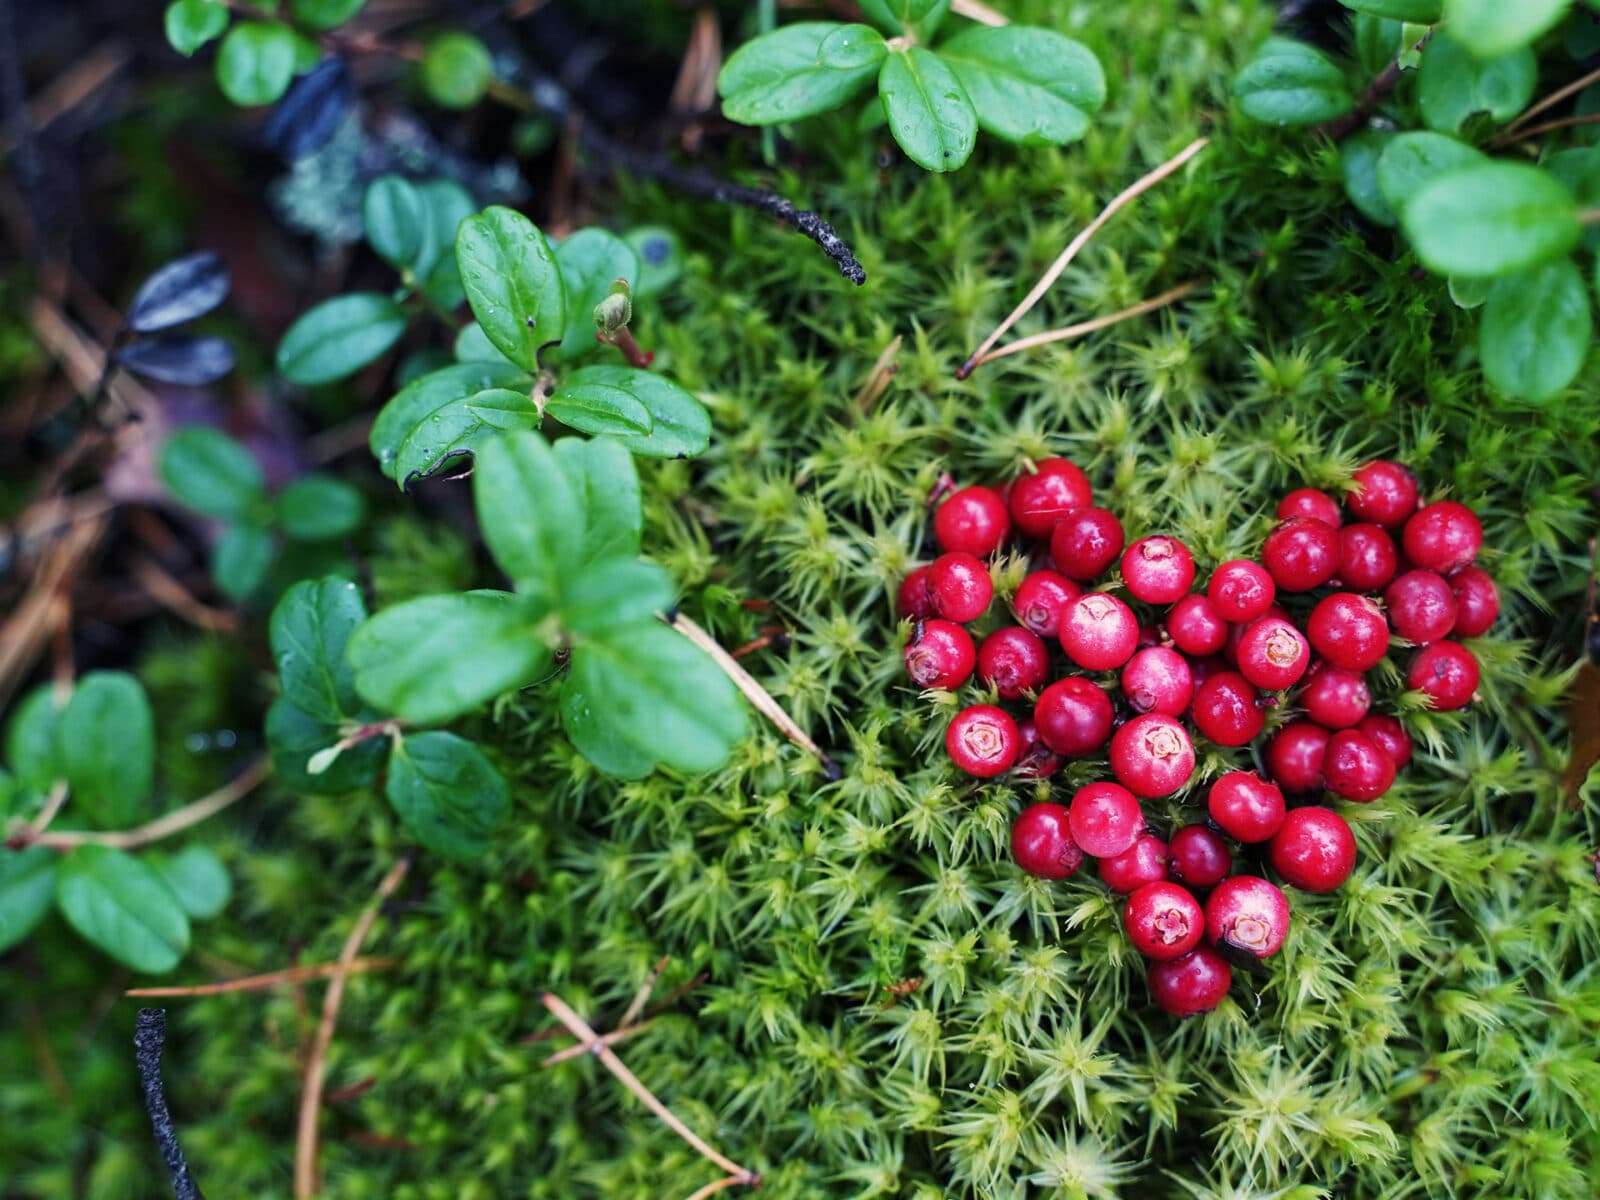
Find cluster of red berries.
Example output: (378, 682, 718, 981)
(899, 458, 1497, 1017)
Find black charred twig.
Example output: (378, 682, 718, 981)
(134, 1009, 205, 1200)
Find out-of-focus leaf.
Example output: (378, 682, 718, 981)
(116, 335, 236, 385)
(264, 57, 353, 160)
(126, 251, 230, 333)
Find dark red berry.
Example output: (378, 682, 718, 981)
(1407, 640, 1479, 710)
(1060, 592, 1140, 671)
(1109, 714, 1196, 799)
(1011, 802, 1084, 879)
(1306, 592, 1390, 671)
(928, 552, 993, 622)
(1277, 488, 1342, 528)
(1013, 570, 1080, 639)
(1165, 594, 1228, 657)
(1121, 647, 1194, 716)
(1323, 729, 1395, 801)
(934, 485, 1011, 557)
(1136, 621, 1163, 650)
(1384, 570, 1457, 645)
(1207, 559, 1276, 624)
(1034, 677, 1114, 756)
(1348, 460, 1419, 528)
(1050, 506, 1125, 580)
(1205, 875, 1290, 958)
(1121, 536, 1196, 605)
(1189, 670, 1265, 747)
(1187, 654, 1230, 688)
(976, 626, 1050, 699)
(1069, 781, 1144, 857)
(1147, 944, 1232, 1015)
(1337, 523, 1398, 592)
(1448, 566, 1499, 638)
(1099, 834, 1170, 894)
(1264, 720, 1330, 793)
(945, 705, 1020, 778)
(1124, 881, 1205, 961)
(1208, 770, 1287, 843)
(1225, 603, 1289, 667)
(1300, 662, 1371, 729)
(1009, 458, 1092, 540)
(1403, 500, 1482, 575)
(1357, 714, 1413, 770)
(1269, 806, 1356, 893)
(1014, 718, 1064, 779)
(904, 619, 975, 689)
(897, 566, 935, 619)
(1236, 616, 1311, 691)
(1169, 824, 1232, 889)
(1262, 517, 1340, 592)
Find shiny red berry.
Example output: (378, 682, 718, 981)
(1124, 881, 1205, 961)
(1169, 824, 1232, 889)
(1033, 677, 1114, 756)
(1384, 570, 1457, 645)
(1099, 833, 1171, 894)
(1165, 594, 1229, 656)
(1049, 506, 1125, 580)
(1306, 592, 1390, 671)
(934, 485, 1011, 557)
(1207, 770, 1287, 843)
(1236, 616, 1311, 691)
(1121, 536, 1196, 605)
(1262, 517, 1340, 592)
(1348, 460, 1419, 528)
(1357, 713, 1413, 770)
(1207, 559, 1276, 624)
(1069, 781, 1144, 857)
(976, 626, 1050, 699)
(1147, 944, 1232, 1016)
(1337, 522, 1398, 592)
(1014, 718, 1064, 779)
(1264, 720, 1330, 793)
(1205, 875, 1290, 958)
(904, 619, 975, 689)
(897, 566, 935, 619)
(1407, 641, 1479, 710)
(1008, 458, 1092, 540)
(1269, 806, 1356, 893)
(1189, 670, 1265, 747)
(1448, 566, 1499, 638)
(1110, 714, 1196, 799)
(945, 705, 1020, 778)
(1403, 500, 1482, 574)
(1121, 647, 1195, 716)
(1323, 729, 1395, 801)
(1300, 662, 1371, 729)
(928, 552, 993, 622)
(1060, 592, 1140, 671)
(1012, 570, 1080, 639)
(1011, 802, 1084, 879)
(1277, 488, 1342, 527)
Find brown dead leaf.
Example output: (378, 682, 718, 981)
(1564, 661, 1600, 803)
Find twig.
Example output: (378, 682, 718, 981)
(955, 137, 1208, 378)
(20, 782, 69, 840)
(27, 754, 270, 850)
(134, 1009, 206, 1200)
(1318, 30, 1433, 143)
(853, 335, 902, 412)
(1493, 112, 1600, 148)
(967, 281, 1202, 368)
(951, 0, 1009, 25)
(131, 555, 241, 634)
(684, 1178, 748, 1200)
(1499, 64, 1600, 138)
(295, 856, 413, 1199)
(540, 1021, 653, 1067)
(126, 958, 397, 998)
(621, 956, 671, 1029)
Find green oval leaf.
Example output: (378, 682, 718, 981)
(624, 226, 683, 299)
(556, 365, 710, 459)
(55, 845, 191, 974)
(857, 0, 950, 39)
(59, 673, 154, 827)
(552, 438, 642, 564)
(1342, 130, 1398, 225)
(0, 848, 59, 954)
(1375, 131, 1486, 212)
(818, 24, 888, 70)
(385, 732, 509, 861)
(290, 0, 365, 33)
(1336, 0, 1442, 19)
(270, 576, 368, 724)
(1480, 259, 1591, 402)
(464, 387, 543, 430)
(213, 523, 275, 600)
(473, 432, 584, 594)
(553, 229, 641, 362)
(420, 32, 493, 110)
(363, 175, 426, 271)
(265, 698, 386, 795)
(718, 23, 882, 125)
(369, 361, 534, 484)
(455, 207, 565, 372)
(545, 383, 654, 437)
(880, 47, 977, 172)
(1402, 161, 1581, 277)
(215, 21, 299, 107)
(1447, 274, 1492, 308)
(165, 0, 229, 58)
(160, 427, 266, 522)
(937, 26, 1106, 147)
(1418, 34, 1536, 132)
(275, 475, 366, 541)
(559, 676, 655, 780)
(276, 292, 408, 385)
(414, 179, 477, 289)
(561, 560, 675, 637)
(454, 321, 513, 365)
(1234, 37, 1355, 126)
(5, 686, 64, 793)
(1442, 0, 1569, 59)
(147, 845, 232, 920)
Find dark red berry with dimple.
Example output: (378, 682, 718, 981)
(1277, 488, 1342, 528)
(1169, 824, 1232, 889)
(1269, 806, 1357, 893)
(1208, 559, 1276, 624)
(1408, 641, 1479, 710)
(1307, 592, 1391, 671)
(1009, 458, 1092, 540)
(1190, 670, 1265, 747)
(1034, 677, 1114, 756)
(1060, 592, 1140, 671)
(1099, 834, 1171, 894)
(1069, 782, 1145, 858)
(1208, 770, 1287, 843)
(1262, 517, 1341, 592)
(1265, 720, 1330, 793)
(928, 552, 993, 622)
(1300, 663, 1371, 729)
(1050, 506, 1125, 580)
(1010, 802, 1084, 879)
(1122, 536, 1196, 605)
(1323, 729, 1395, 801)
(1338, 523, 1398, 592)
(1014, 718, 1064, 779)
(1357, 714, 1413, 770)
(1236, 616, 1311, 691)
(1403, 500, 1482, 575)
(1448, 566, 1499, 638)
(1348, 460, 1420, 528)
(1384, 570, 1457, 645)
(1148, 944, 1233, 1016)
(1205, 875, 1290, 958)
(976, 626, 1050, 699)
(904, 619, 975, 689)
(897, 566, 935, 619)
(934, 485, 1011, 557)
(1124, 881, 1205, 961)
(1013, 570, 1081, 639)
(1110, 714, 1196, 799)
(1121, 647, 1194, 716)
(1166, 594, 1229, 656)
(945, 705, 1020, 778)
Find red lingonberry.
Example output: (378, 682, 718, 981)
(945, 705, 1020, 778)
(1110, 714, 1196, 799)
(1306, 592, 1390, 671)
(1323, 728, 1395, 801)
(1262, 517, 1341, 592)
(1050, 506, 1125, 580)
(1121, 647, 1195, 716)
(1264, 720, 1330, 793)
(1012, 570, 1081, 639)
(1204, 875, 1290, 958)
(1207, 559, 1276, 623)
(904, 619, 975, 689)
(1189, 670, 1266, 747)
(1357, 713, 1413, 770)
(1147, 944, 1232, 1016)
(1207, 770, 1287, 843)
(1300, 662, 1371, 729)
(1448, 566, 1499, 638)
(1169, 824, 1232, 889)
(928, 552, 994, 622)
(1277, 488, 1342, 528)
(1337, 522, 1398, 592)
(1269, 806, 1357, 893)
(1014, 718, 1064, 779)
(1348, 460, 1419, 528)
(1034, 677, 1114, 756)
(1068, 781, 1145, 858)
(1166, 594, 1230, 656)
(1403, 500, 1482, 574)
(934, 485, 1011, 557)
(1187, 654, 1230, 688)
(1060, 592, 1140, 671)
(897, 566, 935, 619)
(1124, 881, 1205, 961)
(1122, 536, 1196, 605)
(1384, 570, 1457, 645)
(1099, 834, 1171, 894)
(1407, 640, 1479, 710)
(1236, 616, 1312, 691)
(1009, 458, 1092, 540)
(976, 626, 1050, 699)
(1225, 603, 1289, 667)
(1010, 802, 1084, 879)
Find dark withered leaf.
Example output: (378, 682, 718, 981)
(126, 252, 230, 333)
(265, 57, 354, 161)
(117, 335, 237, 385)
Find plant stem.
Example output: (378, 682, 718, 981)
(968, 280, 1202, 368)
(1317, 30, 1433, 144)
(29, 754, 270, 850)
(126, 957, 397, 998)
(1495, 112, 1600, 148)
(133, 1009, 206, 1200)
(1498, 64, 1600, 138)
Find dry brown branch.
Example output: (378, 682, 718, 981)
(28, 755, 271, 851)
(126, 958, 397, 998)
(684, 1178, 748, 1200)
(969, 281, 1202, 368)
(540, 1021, 653, 1067)
(1494, 112, 1600, 148)
(0, 505, 107, 711)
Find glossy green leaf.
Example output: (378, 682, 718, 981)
(369, 361, 535, 486)
(0, 848, 58, 954)
(165, 0, 229, 57)
(817, 24, 888, 71)
(559, 676, 655, 779)
(363, 175, 426, 271)
(215, 21, 299, 107)
(1375, 131, 1486, 212)
(420, 32, 493, 110)
(1480, 259, 1591, 401)
(147, 845, 232, 920)
(545, 383, 653, 438)
(1234, 37, 1354, 126)
(1342, 131, 1398, 225)
(1336, 0, 1442, 19)
(1442, 0, 1569, 59)
(857, 0, 949, 39)
(561, 560, 675, 637)
(1544, 145, 1600, 250)
(1418, 34, 1536, 132)
(553, 229, 642, 361)
(1403, 162, 1581, 276)
(555, 365, 709, 459)
(624, 226, 683, 298)
(552, 438, 642, 564)
(385, 732, 509, 861)
(160, 426, 266, 523)
(1353, 14, 1406, 76)
(473, 432, 583, 595)
(718, 23, 882, 125)
(1448, 274, 1492, 307)
(454, 321, 513, 365)
(270, 576, 367, 724)
(275, 292, 408, 385)
(275, 476, 366, 541)
(290, 0, 364, 32)
(59, 672, 154, 825)
(937, 27, 1106, 147)
(455, 207, 565, 372)
(6, 685, 65, 792)
(213, 523, 275, 599)
(464, 388, 542, 430)
(55, 846, 190, 974)
(414, 179, 477, 289)
(880, 47, 977, 172)
(265, 698, 385, 794)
